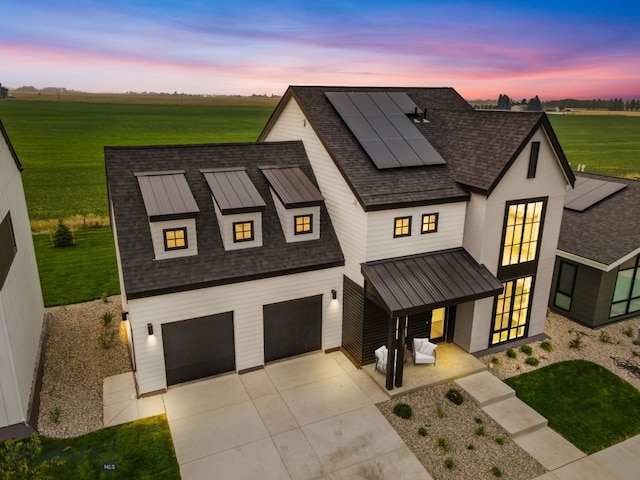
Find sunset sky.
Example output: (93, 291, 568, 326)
(3, 0, 639, 100)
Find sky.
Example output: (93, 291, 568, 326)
(2, 0, 640, 100)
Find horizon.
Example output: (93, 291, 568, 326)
(2, 1, 639, 100)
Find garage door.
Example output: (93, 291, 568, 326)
(162, 312, 235, 386)
(263, 295, 322, 363)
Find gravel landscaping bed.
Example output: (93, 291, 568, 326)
(37, 296, 131, 438)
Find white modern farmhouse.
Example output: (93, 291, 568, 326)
(0, 120, 45, 437)
(106, 86, 574, 394)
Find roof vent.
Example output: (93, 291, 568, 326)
(412, 107, 429, 124)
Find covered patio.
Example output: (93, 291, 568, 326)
(361, 247, 503, 391)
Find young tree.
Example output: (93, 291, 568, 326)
(53, 220, 75, 247)
(527, 95, 543, 111)
(0, 83, 8, 98)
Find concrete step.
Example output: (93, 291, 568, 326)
(455, 371, 515, 407)
(514, 426, 585, 470)
(482, 396, 548, 438)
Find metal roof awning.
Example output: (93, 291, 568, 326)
(260, 166, 324, 207)
(361, 248, 503, 317)
(201, 167, 266, 214)
(135, 171, 200, 221)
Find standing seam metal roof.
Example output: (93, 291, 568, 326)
(136, 171, 200, 221)
(260, 166, 325, 207)
(201, 167, 267, 214)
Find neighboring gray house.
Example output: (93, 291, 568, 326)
(0, 120, 45, 437)
(550, 172, 640, 327)
(108, 86, 575, 394)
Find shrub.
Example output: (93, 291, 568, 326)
(520, 344, 533, 355)
(540, 340, 553, 352)
(436, 405, 444, 418)
(623, 326, 634, 338)
(100, 311, 114, 327)
(491, 356, 501, 366)
(101, 292, 109, 303)
(444, 458, 455, 470)
(525, 357, 540, 366)
(49, 407, 60, 423)
(506, 348, 517, 358)
(492, 466, 503, 477)
(418, 427, 428, 436)
(466, 443, 475, 450)
(474, 425, 486, 436)
(0, 434, 62, 478)
(494, 437, 505, 445)
(474, 417, 484, 424)
(393, 403, 412, 419)
(436, 437, 449, 452)
(569, 333, 583, 349)
(52, 219, 74, 248)
(598, 331, 612, 343)
(445, 388, 464, 405)
(98, 328, 118, 349)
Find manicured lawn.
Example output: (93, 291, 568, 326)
(0, 415, 180, 479)
(505, 360, 640, 454)
(32, 228, 120, 306)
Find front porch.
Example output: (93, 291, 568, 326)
(363, 343, 487, 398)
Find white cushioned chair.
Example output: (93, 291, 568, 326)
(413, 338, 437, 365)
(374, 345, 388, 373)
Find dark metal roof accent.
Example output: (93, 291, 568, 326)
(361, 247, 503, 317)
(260, 166, 324, 207)
(564, 176, 626, 212)
(201, 167, 266, 214)
(0, 119, 23, 171)
(325, 91, 446, 169)
(136, 172, 200, 222)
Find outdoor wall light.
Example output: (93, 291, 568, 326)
(147, 323, 154, 336)
(331, 289, 337, 300)
(121, 312, 128, 321)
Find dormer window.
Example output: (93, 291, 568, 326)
(164, 227, 187, 250)
(234, 221, 254, 242)
(394, 216, 411, 237)
(295, 215, 313, 235)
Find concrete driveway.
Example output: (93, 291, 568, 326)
(162, 352, 433, 479)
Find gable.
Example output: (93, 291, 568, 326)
(0, 120, 22, 172)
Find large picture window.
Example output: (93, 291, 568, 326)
(0, 212, 17, 289)
(491, 276, 533, 346)
(610, 255, 640, 318)
(501, 199, 545, 267)
(554, 261, 577, 311)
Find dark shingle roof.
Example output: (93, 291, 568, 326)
(0, 119, 23, 171)
(259, 86, 573, 209)
(105, 141, 344, 299)
(558, 173, 640, 267)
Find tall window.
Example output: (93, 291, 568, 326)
(294, 214, 312, 235)
(527, 142, 540, 178)
(233, 221, 254, 242)
(501, 200, 545, 267)
(164, 227, 187, 251)
(554, 262, 577, 311)
(0, 212, 17, 289)
(610, 255, 640, 318)
(491, 276, 533, 346)
(394, 216, 411, 237)
(421, 213, 438, 234)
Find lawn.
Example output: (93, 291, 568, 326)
(33, 228, 120, 306)
(505, 360, 640, 454)
(0, 415, 180, 479)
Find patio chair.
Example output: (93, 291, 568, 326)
(413, 338, 437, 365)
(374, 345, 388, 373)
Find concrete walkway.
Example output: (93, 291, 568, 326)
(456, 371, 640, 480)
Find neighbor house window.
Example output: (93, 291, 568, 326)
(491, 276, 533, 346)
(501, 199, 545, 267)
(394, 216, 411, 237)
(554, 261, 577, 311)
(610, 254, 640, 318)
(0, 212, 17, 290)
(233, 221, 254, 242)
(528, 142, 540, 178)
(294, 214, 312, 235)
(421, 213, 438, 234)
(164, 227, 188, 251)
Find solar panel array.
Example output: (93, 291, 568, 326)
(564, 177, 627, 212)
(325, 92, 446, 169)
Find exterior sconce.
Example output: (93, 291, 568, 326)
(121, 312, 128, 321)
(331, 289, 337, 300)
(147, 323, 154, 335)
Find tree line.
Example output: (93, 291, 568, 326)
(481, 93, 640, 112)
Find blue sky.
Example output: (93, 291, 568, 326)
(3, 0, 639, 99)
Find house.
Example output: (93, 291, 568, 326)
(549, 172, 640, 327)
(107, 86, 574, 394)
(0, 119, 46, 438)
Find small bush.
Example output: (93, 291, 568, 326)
(491, 356, 501, 366)
(474, 425, 486, 436)
(494, 437, 505, 445)
(444, 457, 455, 470)
(492, 466, 503, 477)
(101, 292, 109, 303)
(100, 311, 114, 327)
(98, 328, 118, 349)
(598, 331, 612, 343)
(520, 344, 533, 355)
(436, 405, 444, 418)
(623, 326, 634, 338)
(52, 219, 75, 248)
(49, 407, 60, 423)
(393, 403, 412, 419)
(418, 427, 428, 437)
(445, 388, 464, 405)
(436, 437, 449, 452)
(540, 340, 553, 352)
(474, 417, 484, 424)
(466, 443, 475, 450)
(525, 356, 540, 366)
(569, 333, 583, 350)
(506, 348, 517, 358)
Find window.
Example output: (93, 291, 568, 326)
(554, 262, 577, 311)
(233, 221, 254, 242)
(394, 216, 411, 237)
(491, 276, 533, 346)
(294, 214, 312, 235)
(164, 227, 187, 250)
(0, 212, 17, 289)
(610, 255, 640, 318)
(421, 213, 438, 234)
(501, 200, 545, 267)
(528, 142, 540, 178)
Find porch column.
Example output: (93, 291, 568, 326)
(394, 315, 407, 387)
(385, 315, 397, 390)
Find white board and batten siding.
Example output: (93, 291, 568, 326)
(262, 98, 368, 283)
(128, 267, 343, 394)
(0, 135, 45, 427)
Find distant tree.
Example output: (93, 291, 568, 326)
(497, 94, 512, 110)
(0, 84, 8, 98)
(520, 98, 527, 105)
(53, 220, 75, 248)
(527, 95, 543, 111)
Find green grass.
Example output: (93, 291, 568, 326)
(33, 228, 120, 306)
(548, 114, 640, 178)
(0, 99, 274, 221)
(505, 360, 640, 454)
(0, 415, 180, 479)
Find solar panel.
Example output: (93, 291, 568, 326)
(325, 91, 446, 169)
(565, 177, 626, 212)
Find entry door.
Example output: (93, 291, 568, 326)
(430, 307, 447, 341)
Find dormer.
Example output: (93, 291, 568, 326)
(201, 167, 266, 250)
(261, 166, 324, 243)
(136, 171, 200, 260)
